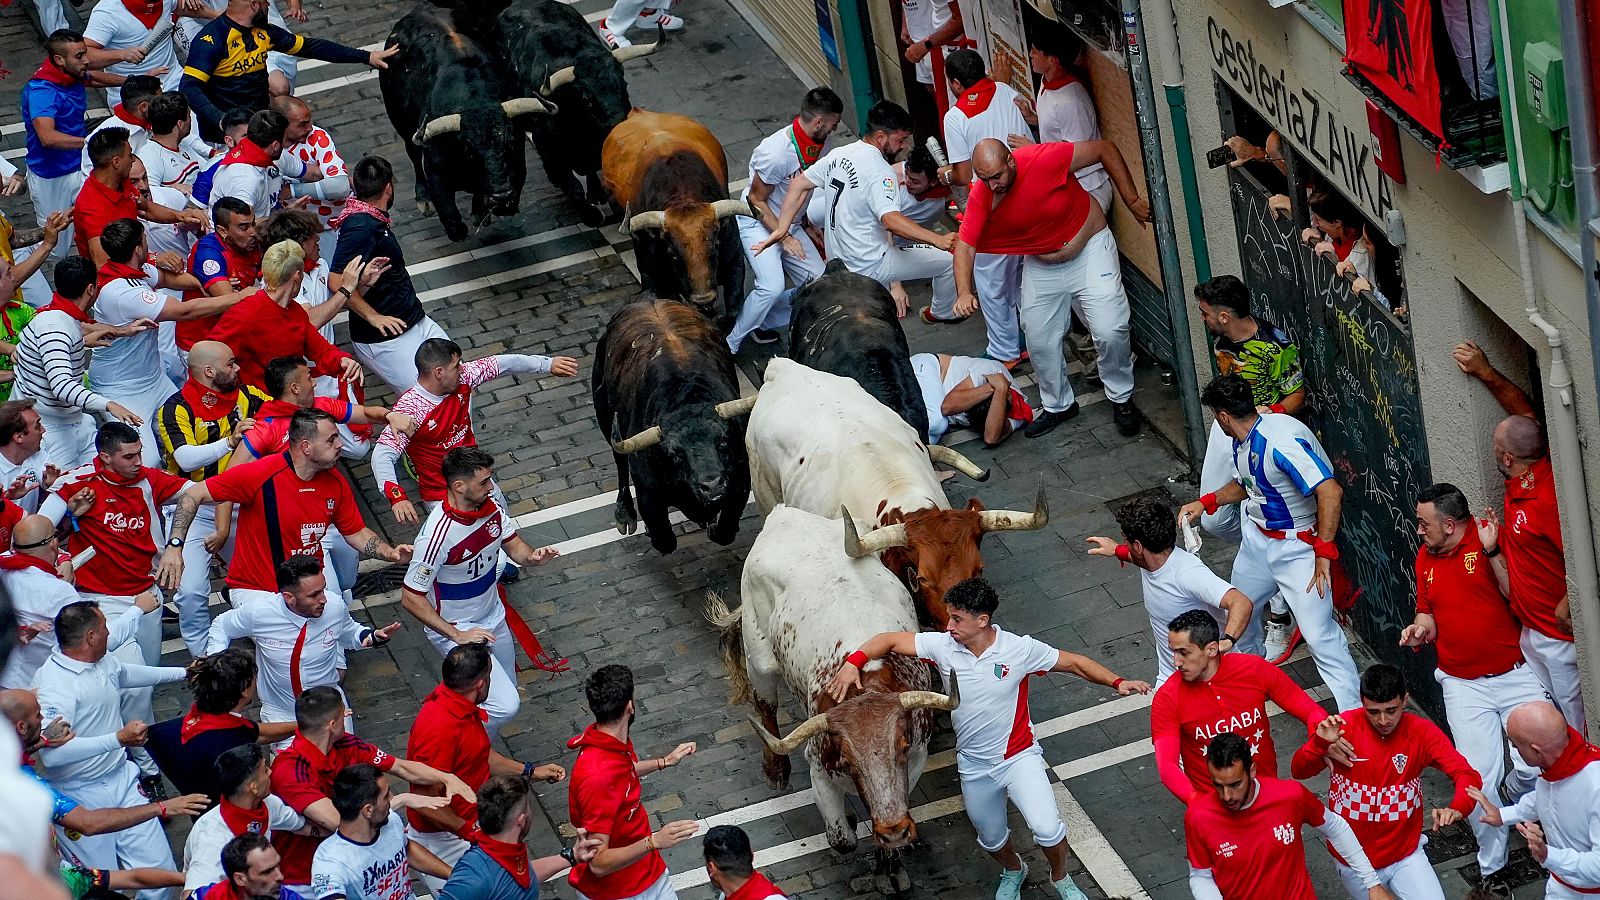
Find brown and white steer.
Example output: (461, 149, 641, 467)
(707, 505, 957, 891)
(746, 358, 1048, 626)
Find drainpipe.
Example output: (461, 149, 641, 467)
(835, 0, 880, 132)
(1120, 0, 1207, 469)
(1497, 0, 1600, 727)
(1141, 0, 1211, 283)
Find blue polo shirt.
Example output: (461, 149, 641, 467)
(439, 846, 540, 900)
(20, 77, 88, 179)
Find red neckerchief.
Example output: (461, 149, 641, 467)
(788, 118, 823, 168)
(119, 0, 162, 28)
(1331, 229, 1357, 261)
(217, 797, 271, 836)
(221, 137, 274, 169)
(728, 872, 786, 900)
(477, 834, 532, 888)
(908, 179, 951, 201)
(954, 78, 997, 116)
(111, 102, 149, 129)
(328, 197, 391, 229)
(41, 294, 92, 323)
(1041, 72, 1078, 91)
(1, 300, 26, 341)
(29, 58, 82, 87)
(180, 703, 254, 743)
(1543, 727, 1600, 781)
(1006, 386, 1035, 424)
(199, 880, 245, 900)
(442, 496, 499, 525)
(181, 377, 241, 423)
(0, 551, 58, 576)
(97, 259, 148, 289)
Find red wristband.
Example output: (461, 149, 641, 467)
(383, 481, 408, 504)
(1113, 544, 1131, 564)
(1311, 537, 1339, 560)
(845, 651, 868, 669)
(1268, 403, 1286, 414)
(1199, 493, 1219, 515)
(1112, 677, 1125, 690)
(156, 801, 167, 820)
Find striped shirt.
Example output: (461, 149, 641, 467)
(1230, 413, 1335, 531)
(11, 309, 112, 417)
(155, 383, 269, 480)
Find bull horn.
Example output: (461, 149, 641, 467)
(715, 396, 757, 419)
(541, 65, 577, 95)
(748, 712, 830, 756)
(977, 486, 1050, 533)
(927, 445, 990, 481)
(841, 506, 909, 558)
(625, 209, 667, 234)
(501, 97, 557, 118)
(611, 425, 663, 454)
(711, 198, 758, 220)
(412, 113, 462, 144)
(611, 26, 663, 62)
(900, 671, 960, 711)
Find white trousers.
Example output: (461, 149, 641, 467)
(1334, 840, 1444, 900)
(602, 0, 651, 31)
(422, 615, 520, 738)
(959, 749, 1067, 852)
(27, 169, 83, 260)
(51, 761, 177, 900)
(1437, 664, 1549, 875)
(99, 375, 179, 467)
(1199, 421, 1244, 542)
(352, 315, 448, 396)
(1018, 229, 1134, 410)
(410, 827, 470, 894)
(36, 405, 97, 471)
(973, 253, 1022, 361)
(577, 871, 679, 900)
(1522, 627, 1586, 733)
(178, 504, 233, 657)
(31, 0, 71, 35)
(854, 243, 955, 311)
(1231, 524, 1362, 711)
(730, 217, 823, 352)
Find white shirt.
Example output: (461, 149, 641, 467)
(294, 259, 335, 344)
(89, 261, 170, 395)
(138, 138, 206, 191)
(0, 727, 56, 878)
(204, 594, 370, 720)
(405, 499, 515, 627)
(212, 151, 311, 219)
(311, 810, 415, 900)
(1230, 413, 1335, 531)
(943, 81, 1033, 166)
(909, 353, 1020, 444)
(32, 645, 185, 785)
(143, 183, 197, 258)
(1502, 760, 1600, 895)
(913, 626, 1059, 776)
(184, 796, 306, 891)
(1036, 80, 1110, 200)
(900, 0, 953, 84)
(743, 125, 822, 230)
(0, 448, 48, 513)
(1138, 549, 1233, 686)
(0, 561, 125, 690)
(808, 141, 900, 271)
(82, 0, 183, 92)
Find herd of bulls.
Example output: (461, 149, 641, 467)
(594, 264, 1051, 892)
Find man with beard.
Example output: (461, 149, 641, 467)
(192, 833, 302, 900)
(311, 764, 453, 900)
(439, 775, 601, 900)
(180, 0, 397, 142)
(752, 102, 956, 320)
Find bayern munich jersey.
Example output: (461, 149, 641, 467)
(404, 500, 515, 624)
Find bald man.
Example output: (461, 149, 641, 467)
(1472, 701, 1600, 897)
(955, 138, 1151, 439)
(274, 95, 350, 262)
(154, 341, 268, 656)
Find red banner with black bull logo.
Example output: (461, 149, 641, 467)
(1342, 0, 1444, 139)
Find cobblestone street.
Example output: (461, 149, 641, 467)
(0, 0, 1549, 896)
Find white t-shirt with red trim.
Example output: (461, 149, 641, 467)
(914, 626, 1058, 777)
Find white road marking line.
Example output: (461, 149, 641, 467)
(1053, 782, 1150, 899)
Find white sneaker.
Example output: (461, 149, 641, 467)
(1263, 613, 1294, 663)
(996, 862, 1027, 900)
(637, 8, 686, 29)
(599, 19, 632, 48)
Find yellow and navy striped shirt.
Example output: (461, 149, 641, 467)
(156, 382, 270, 481)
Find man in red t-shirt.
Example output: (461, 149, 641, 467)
(1402, 482, 1551, 889)
(404, 643, 566, 892)
(76, 126, 206, 263)
(1185, 732, 1393, 900)
(1151, 609, 1336, 803)
(269, 686, 475, 895)
(155, 407, 412, 605)
(178, 197, 263, 351)
(236, 356, 409, 462)
(953, 138, 1150, 439)
(567, 665, 700, 900)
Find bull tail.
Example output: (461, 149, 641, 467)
(703, 591, 753, 707)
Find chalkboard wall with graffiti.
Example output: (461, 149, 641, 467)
(1227, 170, 1441, 717)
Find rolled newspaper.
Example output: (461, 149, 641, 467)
(71, 545, 96, 568)
(925, 136, 949, 168)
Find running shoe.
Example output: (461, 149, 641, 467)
(599, 19, 632, 48)
(996, 862, 1028, 900)
(1054, 875, 1089, 900)
(920, 305, 965, 325)
(637, 8, 686, 29)
(1263, 613, 1302, 664)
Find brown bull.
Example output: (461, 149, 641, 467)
(600, 109, 754, 314)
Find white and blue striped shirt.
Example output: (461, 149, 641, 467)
(1229, 413, 1335, 531)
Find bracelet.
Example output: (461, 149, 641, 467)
(1268, 403, 1286, 414)
(1113, 544, 1131, 564)
(646, 833, 657, 852)
(383, 481, 409, 504)
(522, 760, 535, 778)
(156, 801, 167, 820)
(336, 286, 352, 298)
(923, 39, 933, 49)
(1111, 677, 1125, 690)
(1309, 537, 1339, 560)
(1484, 543, 1501, 559)
(1199, 493, 1220, 515)
(845, 650, 868, 669)
(656, 757, 666, 772)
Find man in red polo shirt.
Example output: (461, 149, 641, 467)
(405, 643, 566, 892)
(155, 407, 411, 605)
(76, 125, 205, 264)
(953, 138, 1149, 439)
(270, 686, 475, 895)
(1401, 482, 1551, 895)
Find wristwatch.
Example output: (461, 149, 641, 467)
(1221, 633, 1239, 646)
(922, 39, 933, 50)
(166, 537, 184, 549)
(560, 844, 577, 867)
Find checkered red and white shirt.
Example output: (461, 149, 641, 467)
(1290, 708, 1480, 869)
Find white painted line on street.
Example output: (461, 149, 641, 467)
(409, 225, 590, 275)
(1053, 782, 1151, 900)
(512, 485, 626, 528)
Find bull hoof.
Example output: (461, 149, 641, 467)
(579, 203, 609, 228)
(443, 221, 469, 242)
(417, 198, 435, 217)
(762, 757, 791, 791)
(825, 831, 855, 854)
(614, 502, 637, 535)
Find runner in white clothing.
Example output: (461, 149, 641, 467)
(908, 352, 1031, 446)
(182, 744, 309, 893)
(401, 447, 560, 737)
(753, 101, 955, 318)
(729, 88, 842, 353)
(1085, 495, 1254, 687)
(899, 0, 963, 87)
(136, 93, 209, 192)
(276, 96, 351, 264)
(311, 766, 452, 900)
(828, 578, 1149, 900)
(83, 0, 202, 102)
(1013, 35, 1112, 212)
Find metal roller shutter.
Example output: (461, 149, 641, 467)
(743, 0, 835, 88)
